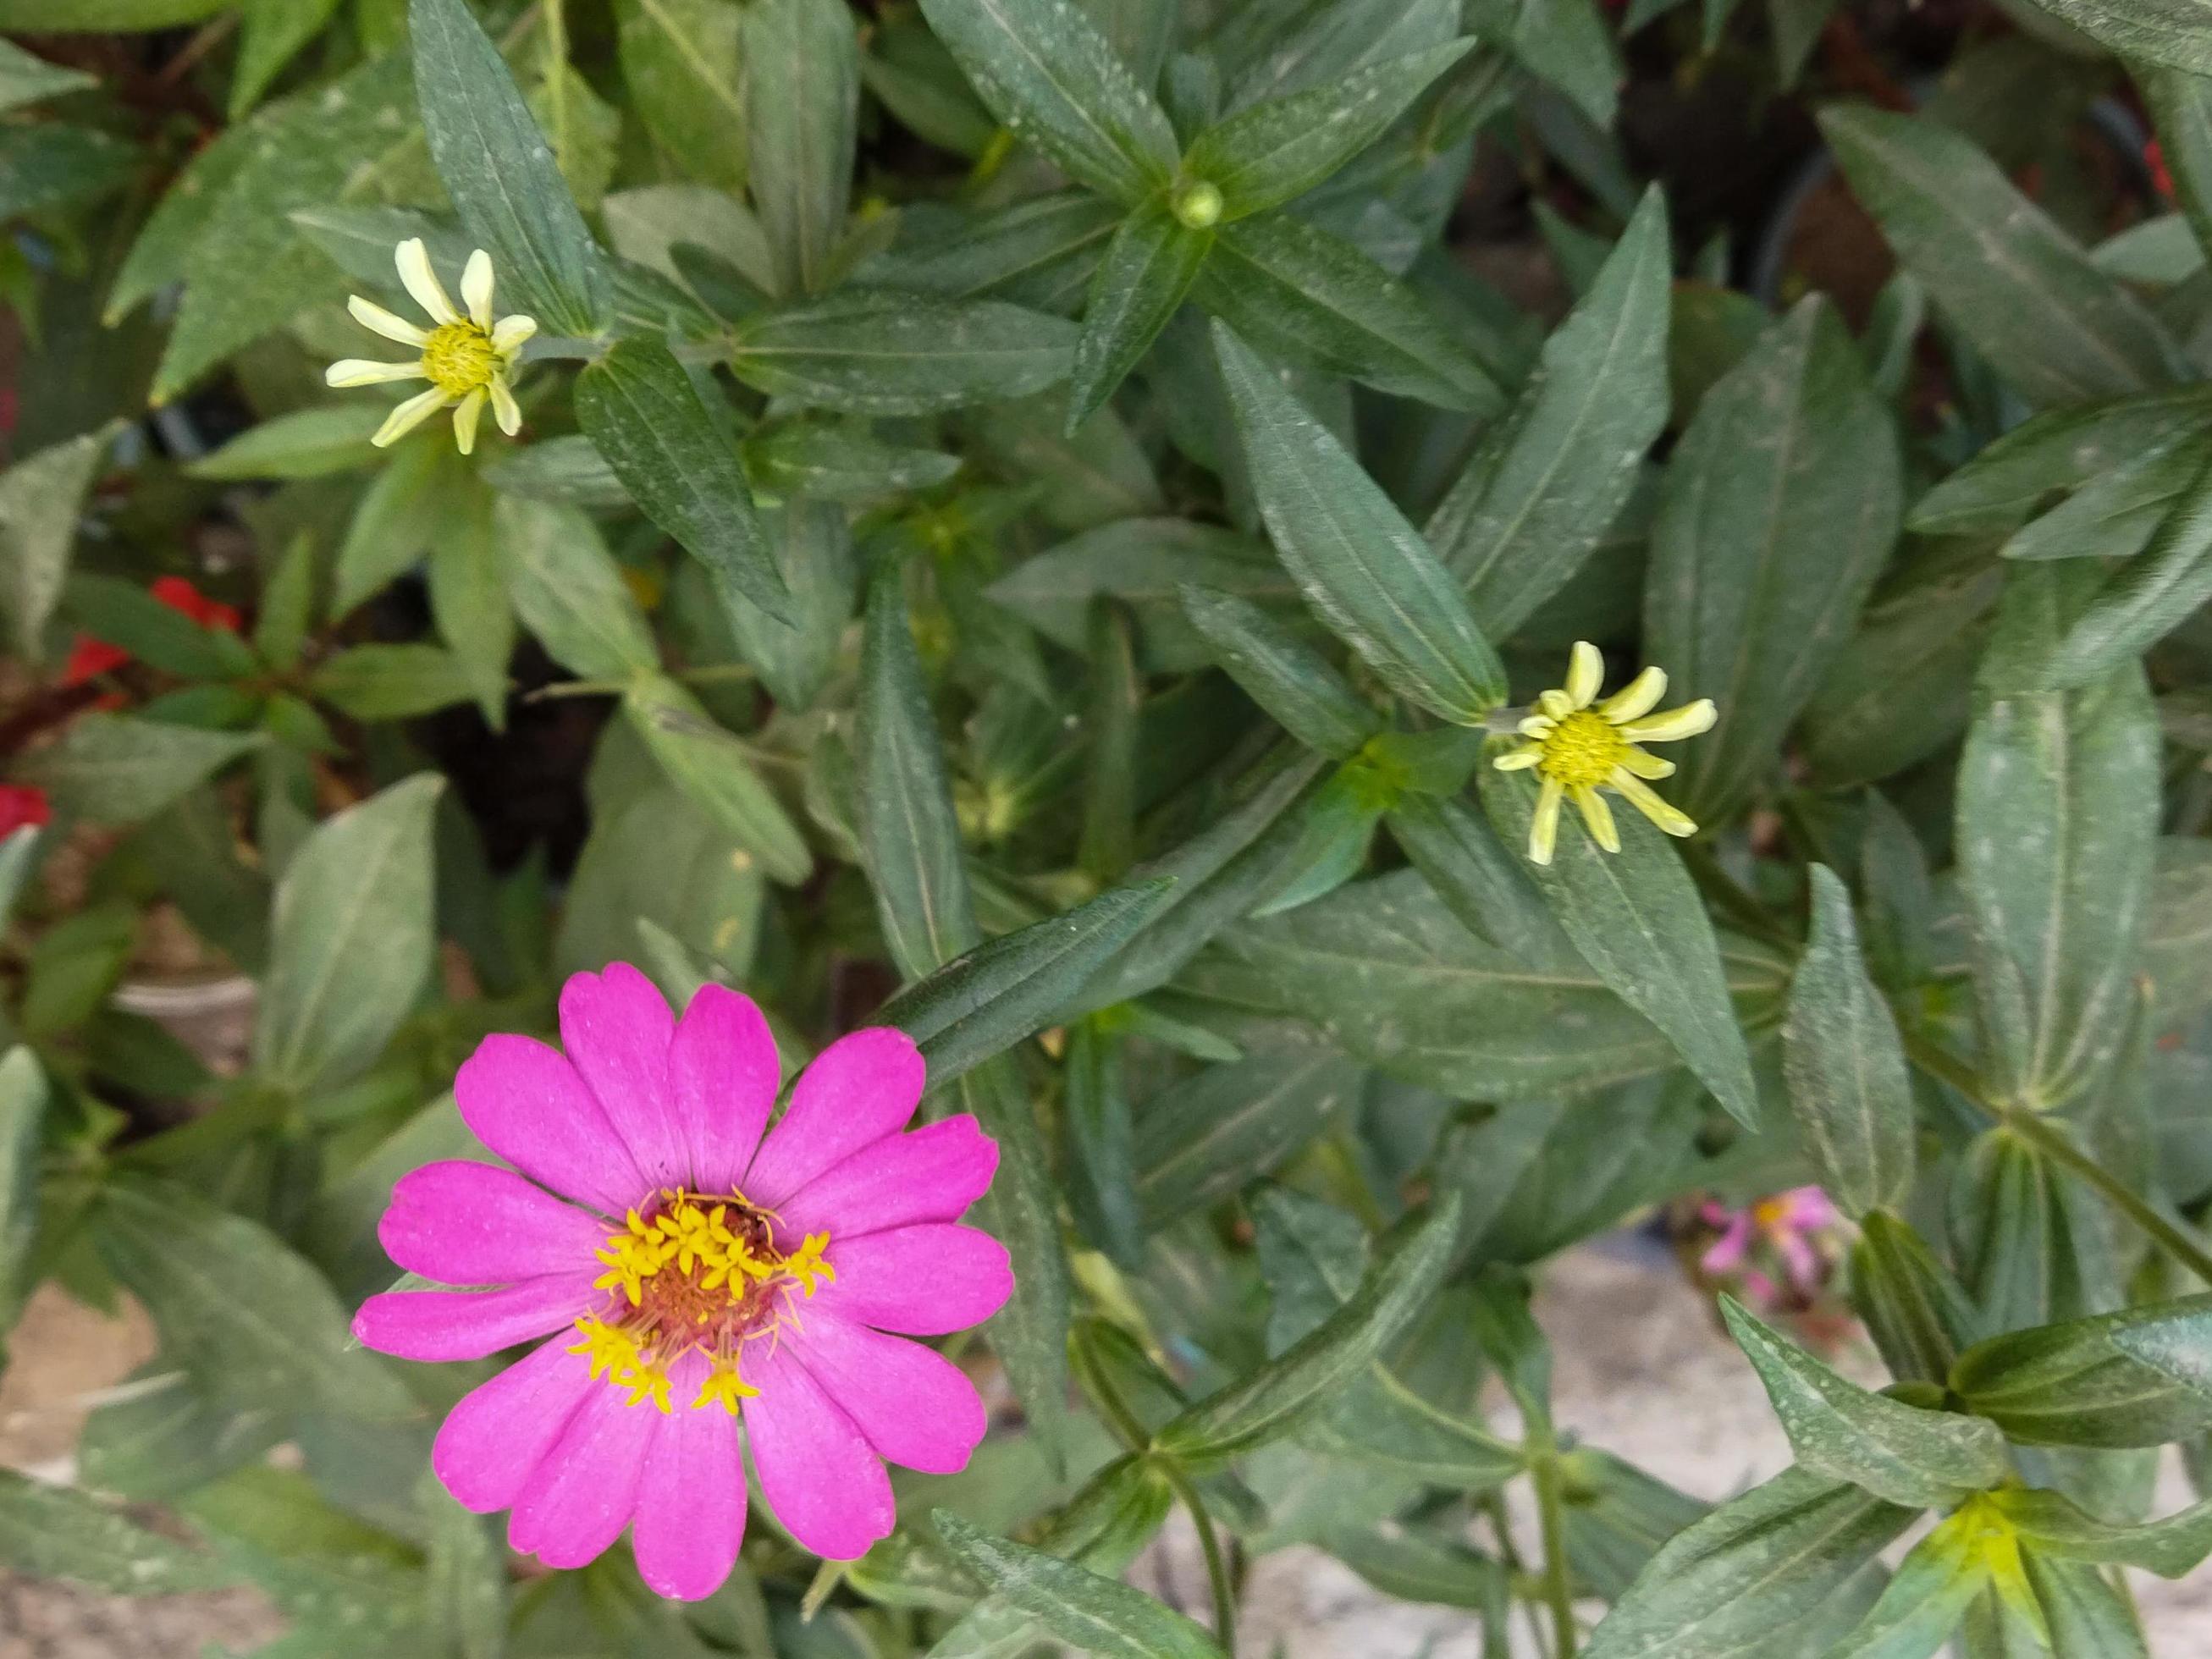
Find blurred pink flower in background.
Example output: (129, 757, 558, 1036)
(1698, 1187, 1841, 1309)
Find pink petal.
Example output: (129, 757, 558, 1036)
(352, 1275, 596, 1362)
(743, 1341, 895, 1561)
(433, 1335, 598, 1513)
(1776, 1231, 1823, 1294)
(784, 1309, 987, 1474)
(1700, 1215, 1754, 1276)
(378, 1161, 608, 1286)
(455, 1033, 646, 1215)
(743, 1028, 924, 1208)
(559, 964, 687, 1193)
(509, 1376, 658, 1568)
(775, 1116, 999, 1243)
(814, 1224, 1013, 1335)
(632, 1355, 746, 1600)
(668, 984, 781, 1195)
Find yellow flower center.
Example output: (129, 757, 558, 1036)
(572, 1188, 834, 1414)
(420, 319, 499, 398)
(1535, 710, 1630, 789)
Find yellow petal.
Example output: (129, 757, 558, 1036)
(1599, 664, 1668, 725)
(1608, 769, 1697, 837)
(1573, 785, 1619, 852)
(1564, 641, 1604, 708)
(347, 295, 428, 347)
(1517, 714, 1556, 739)
(489, 373, 521, 437)
(1529, 778, 1564, 866)
(492, 313, 538, 355)
(394, 236, 458, 324)
(451, 386, 487, 455)
(1615, 746, 1675, 780)
(1619, 698, 1717, 745)
(1537, 688, 1575, 720)
(1492, 746, 1542, 771)
(461, 248, 495, 328)
(372, 386, 450, 447)
(326, 358, 426, 388)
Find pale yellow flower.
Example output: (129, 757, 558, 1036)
(1492, 640, 1714, 866)
(325, 238, 536, 455)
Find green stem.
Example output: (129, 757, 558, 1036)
(1157, 1459, 1238, 1656)
(1531, 1448, 1577, 1658)
(1902, 1033, 2212, 1286)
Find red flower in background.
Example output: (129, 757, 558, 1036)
(0, 785, 51, 836)
(61, 576, 241, 686)
(2149, 138, 2176, 199)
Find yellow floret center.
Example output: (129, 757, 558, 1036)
(420, 319, 499, 397)
(1535, 710, 1629, 789)
(571, 1188, 834, 1414)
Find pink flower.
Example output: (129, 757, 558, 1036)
(1699, 1186, 1841, 1303)
(352, 964, 1012, 1598)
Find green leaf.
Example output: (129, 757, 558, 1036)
(880, 878, 1178, 1082)
(1646, 295, 1901, 823)
(1826, 1508, 1992, 1659)
(1583, 1466, 1920, 1659)
(2000, 427, 2204, 564)
(2038, 455, 2212, 688)
(1850, 1211, 1983, 1388)
(0, 1048, 41, 1345)
(0, 38, 95, 113)
(2015, 0, 2212, 73)
(1332, 1525, 1509, 1610)
(1064, 1021, 1142, 1265)
(1950, 1293, 2212, 1447)
(1958, 566, 2160, 1111)
(1820, 106, 2181, 409)
(423, 1478, 508, 1659)
(624, 676, 814, 886)
(499, 494, 659, 680)
(0, 1467, 233, 1594)
(1152, 1196, 1460, 1472)
(17, 714, 261, 824)
(724, 500, 856, 711)
(576, 336, 789, 625)
(1067, 201, 1214, 430)
(731, 293, 1078, 414)
(1784, 865, 1916, 1217)
(932, 1511, 1226, 1659)
(0, 421, 116, 661)
(0, 124, 135, 220)
(1184, 42, 1474, 221)
(2143, 65, 2212, 262)
(485, 434, 630, 508)
(1199, 213, 1504, 411)
(857, 562, 980, 978)
(1078, 601, 1141, 881)
(1179, 583, 1381, 759)
(1950, 1127, 2116, 1336)
(1429, 187, 1671, 635)
(1135, 1038, 1364, 1222)
(1480, 765, 1761, 1127)
(744, 0, 858, 295)
(230, 0, 340, 116)
(914, 0, 1181, 205)
(96, 1178, 413, 1423)
(1214, 322, 1505, 722)
(425, 496, 514, 727)
(309, 645, 486, 720)
(1385, 791, 1565, 967)
(409, 0, 607, 334)
(2019, 1552, 2150, 1659)
(59, 573, 256, 681)
(615, 0, 747, 191)
(1993, 1485, 2212, 1579)
(744, 422, 962, 505)
(1722, 1296, 2008, 1508)
(190, 406, 387, 482)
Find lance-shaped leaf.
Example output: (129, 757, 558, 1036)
(576, 336, 791, 624)
(1821, 106, 2181, 409)
(1784, 866, 1916, 1217)
(1079, 600, 1140, 881)
(731, 294, 1077, 415)
(499, 495, 658, 681)
(1993, 1485, 2212, 1579)
(1183, 42, 1474, 221)
(1064, 1021, 1142, 1266)
(2022, 0, 2212, 74)
(1480, 765, 1760, 1127)
(1214, 322, 1505, 722)
(858, 562, 979, 978)
(1959, 565, 2160, 1111)
(1825, 1507, 1996, 1659)
(1646, 295, 1900, 823)
(1850, 1211, 1983, 1388)
(915, 0, 1178, 205)
(0, 1049, 41, 1352)
(1067, 201, 1213, 431)
(933, 1511, 1225, 1659)
(2143, 65, 2212, 262)
(880, 878, 1178, 1082)
(0, 1468, 234, 1595)
(1180, 583, 1381, 759)
(2001, 427, 2204, 564)
(1430, 187, 1671, 634)
(1950, 1127, 2116, 1337)
(0, 422, 117, 660)
(1199, 214, 1504, 411)
(1950, 1293, 2212, 1447)
(2038, 454, 2212, 689)
(409, 0, 606, 333)
(1386, 791, 1565, 967)
(744, 0, 857, 296)
(872, 189, 1122, 306)
(1582, 1466, 1920, 1659)
(1135, 1039, 1365, 1223)
(252, 774, 442, 1093)
(1722, 1297, 2007, 1508)
(19, 714, 261, 828)
(1151, 1194, 1460, 1473)
(2020, 1553, 2151, 1659)
(624, 677, 814, 887)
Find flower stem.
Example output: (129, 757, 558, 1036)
(1157, 1458, 1238, 1655)
(1530, 1449, 1578, 1658)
